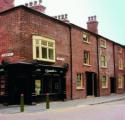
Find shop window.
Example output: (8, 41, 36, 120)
(100, 55, 107, 68)
(83, 32, 89, 43)
(101, 75, 108, 88)
(33, 36, 55, 62)
(76, 73, 84, 89)
(118, 58, 123, 70)
(83, 51, 90, 65)
(100, 39, 106, 48)
(35, 80, 41, 95)
(118, 76, 124, 88)
(0, 76, 5, 96)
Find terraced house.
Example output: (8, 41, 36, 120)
(0, 0, 124, 104)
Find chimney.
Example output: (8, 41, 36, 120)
(25, 0, 46, 13)
(0, 0, 15, 12)
(87, 16, 98, 33)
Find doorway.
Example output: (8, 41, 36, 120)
(110, 77, 116, 93)
(86, 72, 97, 96)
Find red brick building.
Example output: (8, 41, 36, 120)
(0, 0, 124, 104)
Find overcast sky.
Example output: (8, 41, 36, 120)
(14, 0, 125, 45)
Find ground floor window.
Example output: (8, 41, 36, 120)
(0, 76, 5, 95)
(35, 80, 41, 95)
(101, 75, 108, 88)
(76, 73, 84, 89)
(118, 76, 124, 88)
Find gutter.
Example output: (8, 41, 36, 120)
(113, 43, 116, 92)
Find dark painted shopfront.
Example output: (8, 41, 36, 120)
(0, 62, 67, 105)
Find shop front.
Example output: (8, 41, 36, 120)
(1, 62, 67, 104)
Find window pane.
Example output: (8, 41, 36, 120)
(36, 46, 39, 58)
(83, 34, 88, 42)
(101, 76, 107, 88)
(36, 40, 39, 44)
(42, 47, 47, 59)
(35, 80, 41, 95)
(48, 49, 54, 60)
(48, 42, 53, 47)
(84, 51, 90, 64)
(76, 74, 82, 88)
(41, 40, 47, 46)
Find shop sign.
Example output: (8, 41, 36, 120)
(56, 57, 65, 61)
(1, 52, 14, 57)
(45, 69, 57, 73)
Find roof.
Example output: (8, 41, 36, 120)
(0, 5, 124, 47)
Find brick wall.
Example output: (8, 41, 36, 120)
(114, 44, 125, 94)
(98, 39, 114, 96)
(0, 7, 72, 99)
(71, 27, 98, 99)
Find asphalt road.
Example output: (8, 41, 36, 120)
(1, 100, 125, 120)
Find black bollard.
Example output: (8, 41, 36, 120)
(20, 94, 24, 112)
(46, 93, 50, 109)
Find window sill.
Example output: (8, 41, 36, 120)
(84, 64, 92, 67)
(101, 66, 107, 69)
(118, 68, 124, 70)
(83, 41, 90, 44)
(76, 87, 85, 90)
(102, 87, 108, 89)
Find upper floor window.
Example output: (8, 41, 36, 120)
(83, 51, 90, 65)
(100, 39, 106, 48)
(118, 58, 123, 70)
(76, 73, 84, 89)
(101, 75, 108, 88)
(118, 46, 122, 53)
(32, 36, 55, 62)
(100, 55, 107, 68)
(118, 75, 124, 88)
(83, 32, 89, 43)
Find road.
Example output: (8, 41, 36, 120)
(0, 100, 125, 120)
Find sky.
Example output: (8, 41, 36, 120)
(14, 0, 125, 45)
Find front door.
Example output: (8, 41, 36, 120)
(86, 72, 97, 96)
(110, 77, 116, 93)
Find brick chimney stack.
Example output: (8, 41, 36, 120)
(0, 0, 14, 12)
(87, 16, 98, 34)
(25, 0, 46, 13)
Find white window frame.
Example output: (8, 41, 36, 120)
(118, 46, 122, 53)
(101, 75, 108, 88)
(118, 58, 123, 70)
(76, 73, 84, 89)
(118, 76, 124, 89)
(83, 32, 89, 43)
(32, 35, 55, 62)
(100, 39, 106, 48)
(100, 55, 107, 68)
(83, 51, 90, 65)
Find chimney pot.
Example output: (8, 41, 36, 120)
(25, 3, 28, 7)
(61, 14, 64, 19)
(58, 15, 61, 19)
(65, 14, 68, 19)
(34, 1, 37, 6)
(39, 0, 42, 4)
(29, 2, 33, 6)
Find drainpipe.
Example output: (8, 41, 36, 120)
(113, 43, 116, 92)
(96, 36, 100, 97)
(69, 25, 73, 100)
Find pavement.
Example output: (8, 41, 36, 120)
(0, 93, 125, 114)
